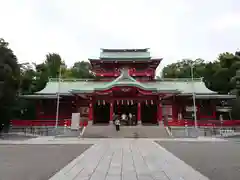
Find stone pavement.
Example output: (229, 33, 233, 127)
(49, 139, 209, 180)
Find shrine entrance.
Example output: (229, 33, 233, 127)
(141, 102, 158, 125)
(113, 101, 137, 126)
(93, 102, 110, 124)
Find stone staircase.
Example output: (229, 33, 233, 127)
(81, 125, 170, 138)
(55, 128, 81, 137)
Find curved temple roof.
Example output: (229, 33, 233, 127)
(35, 74, 216, 96)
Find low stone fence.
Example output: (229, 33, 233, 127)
(9, 126, 68, 136)
(170, 126, 240, 138)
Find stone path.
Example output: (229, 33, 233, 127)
(49, 139, 209, 180)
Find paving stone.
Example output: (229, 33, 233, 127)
(49, 139, 209, 180)
(137, 174, 154, 180)
(122, 172, 138, 180)
(105, 175, 121, 180)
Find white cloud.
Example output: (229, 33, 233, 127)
(0, 0, 239, 74)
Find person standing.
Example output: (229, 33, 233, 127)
(129, 113, 133, 126)
(115, 118, 120, 131)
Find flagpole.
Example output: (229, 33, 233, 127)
(191, 64, 198, 130)
(55, 66, 62, 129)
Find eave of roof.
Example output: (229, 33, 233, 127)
(178, 94, 235, 99)
(101, 48, 149, 52)
(19, 94, 62, 99)
(33, 77, 217, 96)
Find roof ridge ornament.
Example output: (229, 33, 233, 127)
(118, 68, 136, 82)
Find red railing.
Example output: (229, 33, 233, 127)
(11, 119, 240, 127)
(167, 120, 240, 127)
(10, 119, 88, 127)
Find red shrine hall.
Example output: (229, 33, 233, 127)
(13, 48, 238, 127)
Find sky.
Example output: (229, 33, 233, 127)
(0, 0, 240, 72)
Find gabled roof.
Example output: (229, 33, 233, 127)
(100, 51, 151, 59)
(35, 77, 216, 95)
(93, 68, 158, 92)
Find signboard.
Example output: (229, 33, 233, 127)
(186, 106, 197, 112)
(216, 106, 232, 112)
(71, 113, 80, 130)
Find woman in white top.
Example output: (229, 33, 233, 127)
(115, 118, 120, 131)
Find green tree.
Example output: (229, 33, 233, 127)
(19, 63, 37, 94)
(44, 53, 66, 78)
(161, 51, 240, 94)
(211, 52, 240, 93)
(162, 58, 206, 79)
(68, 61, 94, 79)
(0, 38, 20, 131)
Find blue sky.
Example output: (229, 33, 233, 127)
(0, 0, 239, 71)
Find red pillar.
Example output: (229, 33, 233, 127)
(36, 100, 40, 119)
(158, 103, 162, 123)
(88, 103, 93, 122)
(197, 104, 200, 120)
(110, 102, 113, 123)
(212, 104, 216, 120)
(172, 103, 178, 121)
(137, 102, 141, 124)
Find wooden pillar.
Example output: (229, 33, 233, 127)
(137, 102, 142, 125)
(88, 102, 93, 125)
(197, 104, 200, 120)
(212, 104, 216, 120)
(36, 100, 40, 119)
(172, 103, 178, 121)
(109, 101, 113, 123)
(158, 103, 162, 123)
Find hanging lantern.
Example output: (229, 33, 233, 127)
(117, 100, 119, 105)
(127, 100, 129, 105)
(98, 100, 100, 106)
(122, 100, 124, 105)
(145, 100, 148, 105)
(151, 100, 153, 105)
(131, 100, 133, 105)
(103, 100, 105, 105)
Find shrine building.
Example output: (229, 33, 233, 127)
(14, 48, 238, 127)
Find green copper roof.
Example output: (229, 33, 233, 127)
(101, 48, 149, 52)
(92, 68, 158, 92)
(100, 51, 151, 59)
(35, 77, 216, 95)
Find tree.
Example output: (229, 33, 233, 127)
(19, 63, 37, 94)
(0, 38, 20, 131)
(162, 58, 206, 79)
(161, 51, 240, 94)
(68, 61, 94, 79)
(44, 53, 66, 78)
(211, 52, 240, 93)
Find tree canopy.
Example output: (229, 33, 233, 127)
(162, 51, 240, 94)
(19, 53, 95, 94)
(0, 38, 20, 131)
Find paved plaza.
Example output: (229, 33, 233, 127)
(0, 144, 92, 180)
(1, 136, 239, 180)
(157, 141, 240, 180)
(49, 139, 209, 180)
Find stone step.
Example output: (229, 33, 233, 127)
(55, 129, 81, 137)
(82, 125, 170, 138)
